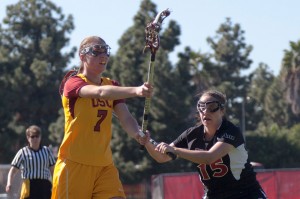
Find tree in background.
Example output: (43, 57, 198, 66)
(247, 123, 300, 168)
(246, 63, 275, 131)
(281, 41, 300, 115)
(263, 77, 294, 127)
(245, 42, 300, 169)
(0, 0, 75, 162)
(188, 18, 253, 128)
(258, 41, 300, 129)
(1, 0, 300, 184)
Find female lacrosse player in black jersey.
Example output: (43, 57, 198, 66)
(142, 90, 267, 199)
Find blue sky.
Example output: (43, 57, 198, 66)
(1, 0, 300, 75)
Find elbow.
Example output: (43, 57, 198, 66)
(150, 154, 169, 163)
(203, 159, 214, 165)
(156, 155, 172, 163)
(156, 158, 167, 164)
(149, 155, 165, 163)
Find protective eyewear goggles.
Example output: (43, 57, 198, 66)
(197, 100, 224, 113)
(80, 44, 111, 57)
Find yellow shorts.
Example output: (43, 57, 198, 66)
(51, 158, 126, 199)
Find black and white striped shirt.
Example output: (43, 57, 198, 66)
(11, 146, 56, 180)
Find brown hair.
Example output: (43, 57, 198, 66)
(26, 125, 41, 137)
(195, 90, 227, 124)
(199, 90, 227, 106)
(78, 36, 106, 73)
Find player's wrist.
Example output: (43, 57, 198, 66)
(173, 147, 179, 157)
(134, 132, 139, 141)
(134, 131, 145, 145)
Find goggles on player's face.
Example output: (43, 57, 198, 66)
(81, 44, 111, 57)
(197, 100, 224, 113)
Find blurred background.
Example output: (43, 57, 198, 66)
(0, 0, 300, 198)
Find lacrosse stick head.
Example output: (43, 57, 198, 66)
(144, 9, 171, 55)
(59, 68, 78, 96)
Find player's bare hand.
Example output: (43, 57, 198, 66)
(6, 185, 11, 193)
(155, 142, 174, 154)
(135, 130, 151, 145)
(136, 82, 153, 97)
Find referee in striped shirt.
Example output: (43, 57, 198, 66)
(6, 125, 56, 199)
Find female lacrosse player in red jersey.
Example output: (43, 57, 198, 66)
(51, 36, 153, 199)
(142, 90, 267, 199)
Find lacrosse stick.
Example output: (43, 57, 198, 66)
(138, 9, 177, 160)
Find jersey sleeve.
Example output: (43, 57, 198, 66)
(217, 122, 244, 148)
(64, 76, 89, 98)
(172, 127, 196, 148)
(11, 149, 24, 169)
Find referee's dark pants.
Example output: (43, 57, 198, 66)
(20, 179, 52, 199)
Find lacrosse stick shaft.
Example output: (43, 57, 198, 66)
(141, 54, 155, 132)
(139, 55, 155, 151)
(139, 54, 177, 160)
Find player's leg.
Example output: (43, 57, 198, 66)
(51, 158, 67, 199)
(93, 163, 126, 199)
(51, 158, 95, 199)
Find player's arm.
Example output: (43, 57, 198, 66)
(6, 166, 19, 193)
(113, 103, 142, 141)
(144, 141, 174, 163)
(79, 82, 152, 100)
(157, 141, 234, 164)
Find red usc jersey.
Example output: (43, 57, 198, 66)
(58, 74, 124, 166)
